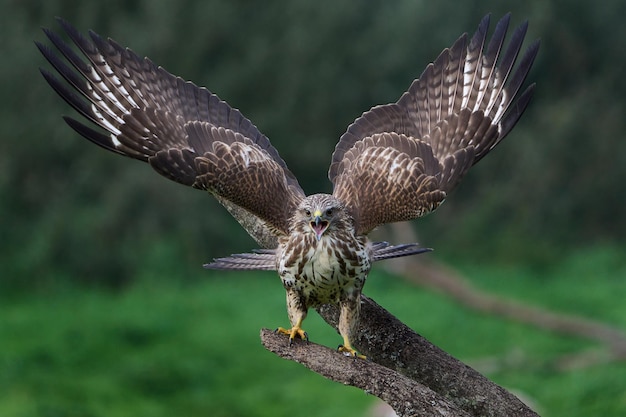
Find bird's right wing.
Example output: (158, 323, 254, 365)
(36, 18, 305, 248)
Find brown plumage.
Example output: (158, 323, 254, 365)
(37, 14, 539, 357)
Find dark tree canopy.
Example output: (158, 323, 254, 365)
(2, 0, 625, 291)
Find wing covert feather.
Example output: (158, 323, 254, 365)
(333, 133, 448, 235)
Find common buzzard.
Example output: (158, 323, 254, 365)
(37, 14, 539, 357)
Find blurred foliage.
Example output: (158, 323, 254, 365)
(2, 249, 626, 416)
(1, 0, 626, 291)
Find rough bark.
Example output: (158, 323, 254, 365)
(260, 328, 470, 417)
(260, 295, 539, 417)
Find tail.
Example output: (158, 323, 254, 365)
(203, 242, 431, 270)
(203, 249, 277, 271)
(370, 242, 432, 262)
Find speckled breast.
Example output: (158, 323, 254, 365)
(278, 233, 371, 306)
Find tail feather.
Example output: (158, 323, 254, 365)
(371, 241, 432, 262)
(204, 242, 430, 271)
(204, 249, 277, 271)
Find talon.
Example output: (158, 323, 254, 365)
(338, 344, 366, 360)
(276, 326, 308, 345)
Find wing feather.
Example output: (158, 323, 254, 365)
(333, 133, 447, 234)
(330, 14, 539, 235)
(37, 18, 305, 247)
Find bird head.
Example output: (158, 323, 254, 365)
(296, 194, 345, 241)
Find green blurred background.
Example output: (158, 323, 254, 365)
(2, 0, 626, 416)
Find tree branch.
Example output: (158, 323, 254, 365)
(260, 295, 539, 417)
(260, 329, 470, 417)
(383, 222, 626, 370)
(392, 256, 626, 348)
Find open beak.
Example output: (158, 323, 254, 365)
(310, 214, 328, 241)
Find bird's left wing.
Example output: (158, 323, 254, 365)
(36, 19, 305, 248)
(330, 14, 539, 236)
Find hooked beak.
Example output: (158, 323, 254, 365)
(310, 211, 328, 241)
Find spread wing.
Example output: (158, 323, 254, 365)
(330, 14, 540, 235)
(36, 18, 305, 248)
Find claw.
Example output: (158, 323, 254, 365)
(338, 344, 366, 360)
(276, 326, 308, 344)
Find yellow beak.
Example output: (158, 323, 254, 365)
(310, 210, 327, 241)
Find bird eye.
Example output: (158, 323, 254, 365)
(304, 209, 311, 217)
(325, 208, 333, 217)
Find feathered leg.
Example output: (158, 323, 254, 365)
(276, 288, 308, 343)
(337, 295, 365, 359)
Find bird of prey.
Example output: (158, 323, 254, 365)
(37, 14, 539, 358)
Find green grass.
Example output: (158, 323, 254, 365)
(1, 274, 376, 417)
(2, 245, 626, 416)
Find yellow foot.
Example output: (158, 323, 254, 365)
(276, 326, 308, 345)
(338, 344, 366, 360)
